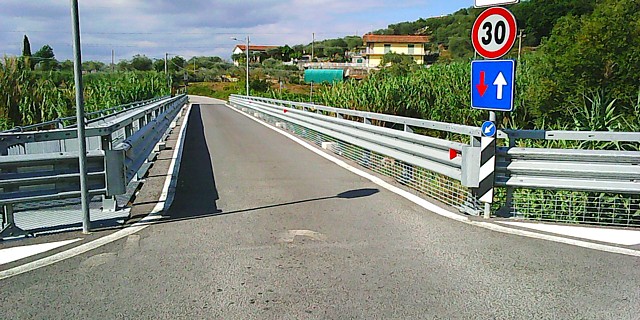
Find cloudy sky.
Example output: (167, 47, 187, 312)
(1, 0, 470, 63)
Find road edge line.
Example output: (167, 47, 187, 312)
(226, 103, 640, 257)
(0, 104, 193, 281)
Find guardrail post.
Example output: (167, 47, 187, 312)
(404, 124, 413, 133)
(336, 113, 343, 119)
(57, 122, 68, 152)
(364, 118, 372, 125)
(503, 137, 517, 218)
(1, 162, 29, 238)
(1, 204, 29, 239)
(125, 124, 133, 139)
(100, 134, 118, 212)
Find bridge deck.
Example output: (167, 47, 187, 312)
(1, 96, 638, 318)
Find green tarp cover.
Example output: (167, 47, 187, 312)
(304, 69, 344, 84)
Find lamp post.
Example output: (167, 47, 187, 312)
(232, 36, 250, 96)
(70, 0, 90, 234)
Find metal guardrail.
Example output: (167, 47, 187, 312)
(0, 150, 123, 205)
(0, 94, 188, 238)
(496, 148, 640, 194)
(230, 96, 471, 180)
(230, 95, 640, 227)
(230, 95, 483, 216)
(1, 96, 170, 133)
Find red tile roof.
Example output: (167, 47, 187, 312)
(363, 34, 430, 44)
(235, 45, 279, 52)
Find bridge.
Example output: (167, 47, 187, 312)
(1, 95, 639, 318)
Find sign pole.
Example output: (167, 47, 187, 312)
(484, 111, 497, 218)
(70, 0, 91, 234)
(471, 5, 518, 218)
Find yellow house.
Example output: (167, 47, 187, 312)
(362, 34, 430, 67)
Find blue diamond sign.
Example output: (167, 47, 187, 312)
(471, 60, 515, 112)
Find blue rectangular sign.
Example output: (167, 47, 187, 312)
(471, 60, 515, 112)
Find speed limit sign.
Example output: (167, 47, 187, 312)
(472, 7, 517, 59)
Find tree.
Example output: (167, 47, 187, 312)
(344, 36, 363, 50)
(511, 0, 597, 46)
(266, 47, 282, 60)
(523, 0, 640, 127)
(130, 54, 153, 71)
(82, 61, 105, 72)
(153, 59, 166, 73)
(116, 60, 132, 71)
(280, 45, 293, 62)
(33, 45, 58, 71)
(381, 52, 418, 76)
(448, 37, 473, 60)
(169, 56, 186, 73)
(59, 60, 74, 72)
(22, 35, 33, 70)
(22, 35, 32, 57)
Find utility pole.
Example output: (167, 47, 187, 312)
(111, 49, 115, 72)
(165, 53, 170, 95)
(246, 36, 250, 96)
(312, 32, 315, 62)
(517, 29, 525, 61)
(70, 0, 91, 234)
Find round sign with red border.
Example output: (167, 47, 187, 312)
(472, 7, 517, 59)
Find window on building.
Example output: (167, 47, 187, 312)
(384, 44, 391, 54)
(408, 44, 415, 55)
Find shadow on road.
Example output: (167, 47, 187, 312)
(164, 104, 221, 221)
(151, 188, 380, 227)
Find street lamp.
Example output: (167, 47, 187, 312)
(70, 0, 91, 234)
(232, 36, 250, 96)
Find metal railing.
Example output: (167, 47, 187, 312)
(229, 95, 640, 227)
(1, 96, 170, 133)
(230, 95, 484, 216)
(0, 95, 188, 238)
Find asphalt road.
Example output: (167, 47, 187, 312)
(1, 96, 639, 319)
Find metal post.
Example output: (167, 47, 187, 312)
(111, 49, 115, 72)
(484, 111, 497, 219)
(310, 81, 313, 103)
(312, 32, 315, 62)
(246, 36, 250, 97)
(101, 134, 117, 212)
(504, 137, 517, 217)
(70, 0, 91, 234)
(165, 53, 172, 95)
(125, 124, 133, 139)
(517, 29, 523, 61)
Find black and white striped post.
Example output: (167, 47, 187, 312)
(478, 138, 496, 204)
(476, 113, 497, 218)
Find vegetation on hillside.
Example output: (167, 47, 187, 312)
(263, 0, 639, 139)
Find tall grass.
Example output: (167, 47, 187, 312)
(0, 56, 169, 130)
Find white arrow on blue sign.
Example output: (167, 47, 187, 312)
(481, 121, 497, 137)
(471, 60, 516, 112)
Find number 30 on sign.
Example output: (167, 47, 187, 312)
(472, 7, 517, 59)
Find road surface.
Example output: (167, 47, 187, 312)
(1, 96, 638, 319)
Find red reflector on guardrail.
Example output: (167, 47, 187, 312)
(449, 148, 460, 160)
